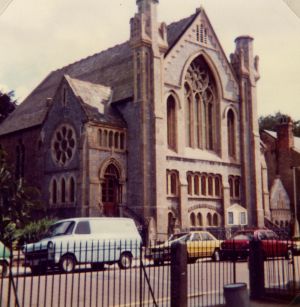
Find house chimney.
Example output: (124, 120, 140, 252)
(277, 115, 294, 150)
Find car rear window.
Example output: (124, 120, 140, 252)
(234, 233, 253, 240)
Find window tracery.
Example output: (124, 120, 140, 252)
(184, 56, 217, 150)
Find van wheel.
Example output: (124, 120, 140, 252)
(212, 249, 221, 262)
(91, 263, 105, 271)
(0, 261, 8, 277)
(60, 254, 76, 273)
(118, 252, 132, 269)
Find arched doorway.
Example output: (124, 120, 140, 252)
(101, 164, 121, 216)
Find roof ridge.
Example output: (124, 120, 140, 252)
(53, 40, 129, 74)
(166, 12, 197, 29)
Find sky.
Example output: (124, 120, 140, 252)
(0, 0, 300, 119)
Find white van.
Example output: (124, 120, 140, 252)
(23, 217, 142, 274)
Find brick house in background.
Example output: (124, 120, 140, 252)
(261, 116, 300, 232)
(0, 0, 292, 240)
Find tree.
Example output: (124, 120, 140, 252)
(0, 148, 42, 245)
(0, 90, 16, 123)
(259, 112, 300, 137)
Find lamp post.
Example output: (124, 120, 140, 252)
(293, 167, 300, 238)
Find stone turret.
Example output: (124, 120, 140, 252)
(231, 36, 264, 227)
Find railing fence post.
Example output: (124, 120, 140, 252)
(171, 241, 187, 307)
(249, 239, 265, 299)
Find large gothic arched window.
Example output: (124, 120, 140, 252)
(184, 56, 218, 150)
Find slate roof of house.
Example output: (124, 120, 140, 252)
(0, 10, 199, 136)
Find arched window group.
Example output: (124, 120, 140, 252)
(99, 128, 126, 151)
(166, 170, 179, 196)
(227, 109, 236, 158)
(229, 176, 241, 199)
(187, 172, 222, 197)
(167, 95, 177, 151)
(190, 212, 219, 226)
(184, 56, 217, 150)
(51, 176, 76, 205)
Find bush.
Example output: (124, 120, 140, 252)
(16, 218, 56, 247)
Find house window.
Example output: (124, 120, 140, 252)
(240, 212, 246, 225)
(108, 131, 113, 148)
(167, 95, 177, 151)
(15, 141, 25, 179)
(120, 133, 125, 150)
(228, 212, 234, 225)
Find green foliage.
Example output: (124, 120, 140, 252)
(16, 218, 56, 247)
(0, 90, 16, 123)
(259, 112, 300, 137)
(0, 148, 44, 246)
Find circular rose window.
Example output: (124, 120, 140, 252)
(51, 124, 76, 166)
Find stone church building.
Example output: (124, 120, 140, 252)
(0, 0, 293, 240)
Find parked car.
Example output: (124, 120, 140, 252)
(145, 231, 222, 265)
(0, 241, 10, 277)
(23, 217, 142, 274)
(220, 229, 292, 260)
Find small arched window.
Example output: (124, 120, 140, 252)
(207, 213, 212, 226)
(108, 131, 113, 148)
(208, 176, 213, 196)
(197, 213, 203, 226)
(227, 109, 236, 158)
(99, 129, 103, 147)
(61, 178, 66, 203)
(70, 177, 75, 203)
(201, 175, 206, 196)
(103, 130, 108, 147)
(213, 213, 218, 226)
(114, 132, 119, 149)
(187, 173, 192, 195)
(170, 173, 177, 195)
(194, 175, 200, 195)
(120, 133, 125, 150)
(52, 179, 57, 204)
(190, 212, 196, 226)
(215, 177, 221, 196)
(229, 177, 234, 198)
(167, 95, 177, 151)
(234, 177, 240, 198)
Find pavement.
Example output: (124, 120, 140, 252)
(250, 299, 297, 306)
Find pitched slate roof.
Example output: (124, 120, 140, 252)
(0, 11, 200, 136)
(66, 75, 125, 127)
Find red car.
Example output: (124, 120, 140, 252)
(220, 229, 292, 260)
